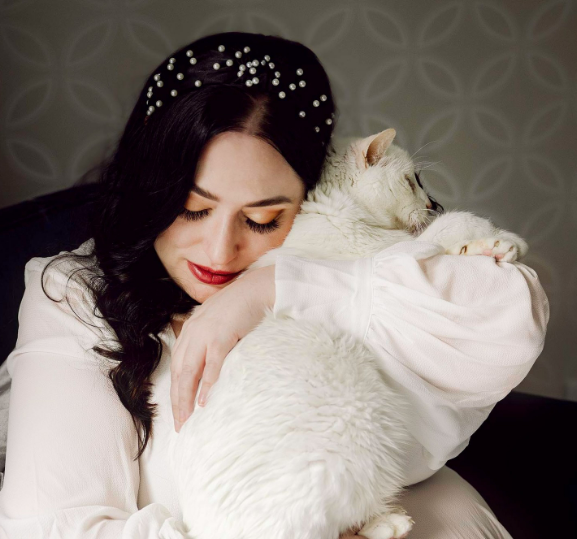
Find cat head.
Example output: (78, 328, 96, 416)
(320, 128, 444, 236)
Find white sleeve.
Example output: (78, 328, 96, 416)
(0, 257, 187, 539)
(273, 240, 550, 485)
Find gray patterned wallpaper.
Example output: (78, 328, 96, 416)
(1, 0, 576, 402)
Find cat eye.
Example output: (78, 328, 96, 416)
(404, 175, 416, 193)
(179, 207, 281, 234)
(414, 170, 423, 189)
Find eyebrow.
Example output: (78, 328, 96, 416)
(190, 185, 294, 207)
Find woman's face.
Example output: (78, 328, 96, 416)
(154, 131, 306, 303)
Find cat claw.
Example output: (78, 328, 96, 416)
(447, 237, 518, 263)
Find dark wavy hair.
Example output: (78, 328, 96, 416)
(40, 31, 338, 461)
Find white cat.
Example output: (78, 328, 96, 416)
(166, 128, 528, 539)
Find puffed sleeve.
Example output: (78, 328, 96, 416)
(0, 254, 188, 539)
(273, 240, 550, 486)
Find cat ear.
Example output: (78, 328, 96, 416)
(364, 128, 397, 167)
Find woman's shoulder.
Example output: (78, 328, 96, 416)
(24, 238, 99, 289)
(10, 238, 114, 370)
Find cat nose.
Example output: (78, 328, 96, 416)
(426, 200, 433, 210)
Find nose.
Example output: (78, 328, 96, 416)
(205, 219, 239, 267)
(426, 197, 444, 214)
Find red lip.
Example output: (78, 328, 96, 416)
(187, 261, 241, 285)
(193, 263, 239, 275)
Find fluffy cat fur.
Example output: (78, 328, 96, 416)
(165, 128, 528, 539)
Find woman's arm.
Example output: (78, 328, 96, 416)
(273, 239, 550, 484)
(0, 259, 187, 538)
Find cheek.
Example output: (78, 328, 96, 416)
(155, 220, 196, 260)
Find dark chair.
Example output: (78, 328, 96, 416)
(1, 184, 576, 537)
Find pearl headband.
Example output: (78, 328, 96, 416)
(144, 44, 335, 137)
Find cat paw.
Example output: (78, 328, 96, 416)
(359, 510, 414, 539)
(446, 237, 519, 262)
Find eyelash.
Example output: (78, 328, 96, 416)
(180, 208, 281, 235)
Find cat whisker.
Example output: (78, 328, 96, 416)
(409, 140, 440, 161)
(413, 161, 442, 172)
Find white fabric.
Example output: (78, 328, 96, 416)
(0, 238, 548, 537)
(0, 241, 188, 538)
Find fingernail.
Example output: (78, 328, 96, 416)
(179, 409, 186, 422)
(199, 396, 205, 406)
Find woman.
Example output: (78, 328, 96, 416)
(0, 31, 545, 538)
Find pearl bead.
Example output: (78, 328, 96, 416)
(213, 63, 220, 70)
(264, 55, 270, 61)
(157, 80, 164, 87)
(148, 86, 153, 91)
(146, 110, 152, 116)
(245, 62, 251, 68)
(252, 77, 259, 84)
(299, 80, 306, 87)
(279, 91, 286, 98)
(320, 94, 327, 101)
(272, 79, 279, 86)
(169, 57, 175, 63)
(156, 100, 162, 107)
(218, 45, 225, 52)
(249, 67, 256, 74)
(261, 59, 266, 65)
(275, 71, 281, 77)
(195, 80, 202, 87)
(240, 65, 246, 71)
(167, 64, 174, 70)
(176, 73, 183, 80)
(289, 83, 296, 90)
(315, 126, 320, 132)
(147, 91, 152, 98)
(153, 74, 160, 81)
(296, 68, 303, 75)
(299, 111, 305, 117)
(189, 58, 197, 65)
(252, 60, 259, 67)
(237, 71, 243, 77)
(246, 80, 253, 87)
(243, 46, 250, 53)
(235, 51, 242, 58)
(226, 59, 233, 66)
(148, 105, 155, 112)
(186, 50, 193, 57)
(325, 118, 332, 125)
(268, 62, 275, 69)
(170, 89, 177, 96)
(313, 100, 319, 106)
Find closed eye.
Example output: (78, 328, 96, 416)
(179, 208, 281, 234)
(404, 174, 415, 193)
(414, 170, 423, 189)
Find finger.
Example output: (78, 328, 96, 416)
(196, 346, 225, 406)
(178, 359, 203, 423)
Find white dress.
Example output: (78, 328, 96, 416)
(0, 238, 549, 538)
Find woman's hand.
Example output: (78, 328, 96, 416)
(171, 264, 276, 432)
